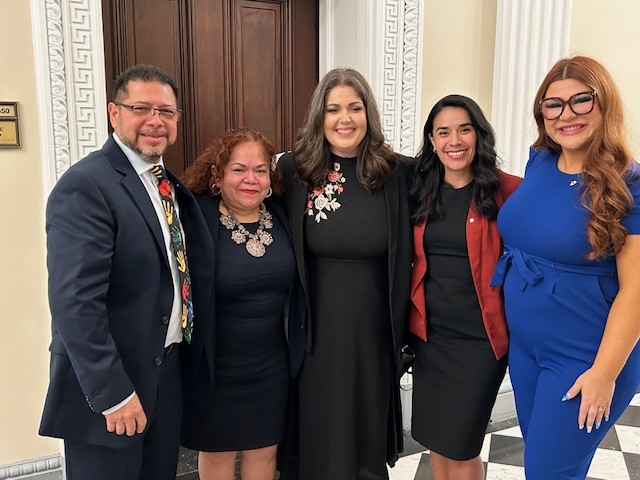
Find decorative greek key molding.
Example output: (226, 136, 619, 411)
(45, 0, 72, 178)
(380, 0, 422, 155)
(31, 0, 108, 195)
(400, 0, 420, 155)
(0, 454, 63, 479)
(381, 1, 400, 149)
(69, 0, 104, 161)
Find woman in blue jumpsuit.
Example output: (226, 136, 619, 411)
(492, 56, 640, 479)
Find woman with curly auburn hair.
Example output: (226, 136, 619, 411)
(491, 55, 640, 479)
(277, 68, 412, 480)
(179, 127, 300, 480)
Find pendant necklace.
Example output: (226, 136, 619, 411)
(219, 201, 274, 257)
(559, 153, 580, 187)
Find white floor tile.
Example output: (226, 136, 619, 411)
(615, 424, 640, 454)
(629, 393, 640, 407)
(389, 452, 422, 479)
(485, 462, 525, 480)
(494, 426, 523, 438)
(586, 449, 629, 480)
(480, 433, 492, 462)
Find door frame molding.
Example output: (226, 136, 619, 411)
(31, 0, 109, 197)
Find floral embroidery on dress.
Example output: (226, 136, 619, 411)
(306, 162, 346, 223)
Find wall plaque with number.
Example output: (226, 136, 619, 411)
(0, 102, 20, 148)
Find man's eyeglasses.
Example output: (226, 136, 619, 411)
(539, 91, 597, 121)
(114, 102, 182, 121)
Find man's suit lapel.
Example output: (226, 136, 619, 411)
(103, 137, 167, 261)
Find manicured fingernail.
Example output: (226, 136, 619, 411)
(587, 425, 592, 433)
(562, 392, 571, 401)
(595, 421, 601, 429)
(579, 423, 584, 430)
(605, 416, 609, 422)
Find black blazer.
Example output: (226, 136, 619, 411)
(39, 136, 214, 447)
(278, 151, 412, 462)
(182, 193, 305, 404)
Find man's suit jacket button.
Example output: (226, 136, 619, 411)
(161, 315, 170, 325)
(154, 357, 163, 366)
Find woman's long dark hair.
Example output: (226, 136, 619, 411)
(409, 94, 500, 224)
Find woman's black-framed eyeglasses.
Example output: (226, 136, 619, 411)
(539, 91, 597, 120)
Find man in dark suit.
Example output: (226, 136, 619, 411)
(39, 64, 214, 480)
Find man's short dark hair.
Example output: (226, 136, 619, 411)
(113, 64, 179, 102)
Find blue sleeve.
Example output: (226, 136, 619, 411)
(524, 146, 552, 178)
(623, 162, 640, 234)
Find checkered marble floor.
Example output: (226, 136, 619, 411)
(389, 393, 640, 480)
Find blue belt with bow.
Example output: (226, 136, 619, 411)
(490, 246, 616, 291)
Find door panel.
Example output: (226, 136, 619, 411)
(103, 0, 318, 176)
(232, 1, 283, 146)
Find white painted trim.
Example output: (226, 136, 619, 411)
(413, 0, 424, 156)
(318, 0, 333, 78)
(31, 0, 58, 201)
(0, 454, 63, 479)
(30, 0, 109, 198)
(489, 0, 573, 423)
(491, 0, 573, 175)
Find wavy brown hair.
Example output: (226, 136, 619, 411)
(532, 55, 634, 259)
(181, 127, 283, 196)
(293, 68, 397, 192)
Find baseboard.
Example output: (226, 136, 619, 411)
(0, 455, 63, 480)
(490, 374, 517, 423)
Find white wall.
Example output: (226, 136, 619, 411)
(0, 1, 58, 465)
(419, 0, 497, 154)
(570, 0, 640, 158)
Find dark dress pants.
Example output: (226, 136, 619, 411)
(65, 345, 182, 480)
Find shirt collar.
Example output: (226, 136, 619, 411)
(112, 133, 165, 176)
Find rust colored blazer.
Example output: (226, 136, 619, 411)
(409, 171, 521, 360)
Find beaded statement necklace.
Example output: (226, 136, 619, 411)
(219, 201, 274, 257)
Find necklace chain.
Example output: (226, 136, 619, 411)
(219, 202, 274, 257)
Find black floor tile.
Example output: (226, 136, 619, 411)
(486, 433, 525, 467)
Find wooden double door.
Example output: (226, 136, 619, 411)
(102, 0, 319, 175)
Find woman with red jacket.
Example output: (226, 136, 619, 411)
(408, 94, 520, 480)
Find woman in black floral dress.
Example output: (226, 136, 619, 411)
(278, 68, 412, 480)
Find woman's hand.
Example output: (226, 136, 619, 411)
(563, 368, 615, 433)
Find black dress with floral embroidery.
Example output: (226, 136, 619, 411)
(298, 154, 392, 480)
